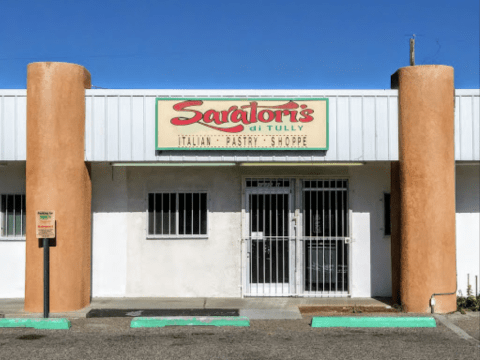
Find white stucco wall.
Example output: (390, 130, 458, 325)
(91, 163, 392, 298)
(91, 165, 128, 297)
(349, 163, 392, 297)
(0, 162, 26, 298)
(91, 164, 243, 298)
(455, 164, 480, 296)
(124, 166, 242, 297)
(1, 162, 477, 300)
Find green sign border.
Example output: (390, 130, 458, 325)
(155, 98, 329, 151)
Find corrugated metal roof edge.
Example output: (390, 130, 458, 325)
(0, 89, 477, 96)
(83, 89, 400, 96)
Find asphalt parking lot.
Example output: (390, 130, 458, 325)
(1, 315, 479, 360)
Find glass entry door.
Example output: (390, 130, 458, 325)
(245, 178, 294, 296)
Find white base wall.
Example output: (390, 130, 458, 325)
(0, 241, 25, 297)
(2, 162, 477, 300)
(91, 162, 394, 298)
(91, 164, 243, 298)
(349, 164, 392, 297)
(91, 166, 128, 297)
(0, 162, 26, 298)
(455, 165, 480, 296)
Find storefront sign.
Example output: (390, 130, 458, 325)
(36, 211, 55, 239)
(156, 98, 328, 150)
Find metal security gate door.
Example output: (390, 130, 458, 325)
(245, 179, 294, 296)
(301, 180, 350, 296)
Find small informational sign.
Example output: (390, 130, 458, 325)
(156, 98, 328, 150)
(36, 211, 55, 239)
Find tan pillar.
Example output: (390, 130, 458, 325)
(392, 65, 456, 313)
(25, 62, 91, 312)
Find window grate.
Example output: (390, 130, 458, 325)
(148, 192, 207, 237)
(1, 194, 26, 238)
(302, 179, 349, 295)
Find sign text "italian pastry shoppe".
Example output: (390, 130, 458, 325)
(155, 98, 328, 150)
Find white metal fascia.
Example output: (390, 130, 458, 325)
(85, 89, 399, 97)
(1, 88, 479, 162)
(0, 90, 27, 96)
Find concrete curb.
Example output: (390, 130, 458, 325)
(131, 316, 250, 328)
(312, 317, 437, 328)
(3, 312, 89, 319)
(87, 308, 239, 318)
(0, 318, 71, 330)
(299, 305, 398, 315)
(240, 309, 302, 320)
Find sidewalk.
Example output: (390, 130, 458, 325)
(0, 297, 393, 320)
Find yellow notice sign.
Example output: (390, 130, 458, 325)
(36, 211, 55, 239)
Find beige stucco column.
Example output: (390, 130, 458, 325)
(391, 65, 456, 313)
(25, 62, 92, 312)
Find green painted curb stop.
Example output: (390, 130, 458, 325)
(131, 316, 250, 328)
(312, 317, 436, 328)
(0, 318, 71, 330)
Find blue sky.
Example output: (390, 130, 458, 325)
(0, 0, 478, 89)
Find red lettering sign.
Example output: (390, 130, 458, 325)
(170, 100, 314, 133)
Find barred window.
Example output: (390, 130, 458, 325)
(1, 194, 26, 239)
(148, 193, 208, 237)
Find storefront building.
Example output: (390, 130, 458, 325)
(0, 63, 478, 313)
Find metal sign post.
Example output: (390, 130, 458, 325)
(36, 211, 55, 319)
(43, 237, 50, 318)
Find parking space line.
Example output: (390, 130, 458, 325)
(434, 314, 479, 344)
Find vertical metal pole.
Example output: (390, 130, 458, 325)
(322, 183, 325, 293)
(255, 194, 259, 293)
(5, 195, 9, 236)
(20, 195, 23, 237)
(309, 188, 312, 293)
(176, 194, 179, 235)
(160, 193, 163, 235)
(329, 185, 332, 293)
(13, 195, 15, 236)
(281, 193, 285, 295)
(153, 194, 156, 235)
(275, 193, 278, 295)
(2, 195, 5, 236)
(263, 193, 265, 295)
(249, 194, 253, 295)
(43, 238, 50, 318)
(410, 37, 415, 66)
(315, 187, 318, 295)
(248, 194, 253, 295)
(269, 193, 272, 295)
(335, 182, 338, 294)
(301, 187, 305, 296)
(341, 184, 345, 292)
